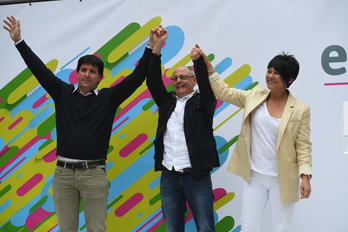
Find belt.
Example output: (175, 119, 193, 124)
(165, 167, 192, 174)
(57, 160, 105, 170)
(176, 168, 192, 173)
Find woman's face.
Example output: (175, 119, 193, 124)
(265, 67, 290, 91)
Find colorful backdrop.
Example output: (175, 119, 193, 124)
(0, 0, 347, 231)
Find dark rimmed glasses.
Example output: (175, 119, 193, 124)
(170, 75, 194, 81)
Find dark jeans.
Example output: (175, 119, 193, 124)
(160, 169, 215, 232)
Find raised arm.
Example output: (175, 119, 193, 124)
(3, 16, 66, 98)
(194, 45, 248, 108)
(150, 25, 167, 55)
(110, 27, 166, 105)
(146, 26, 169, 106)
(192, 44, 215, 75)
(190, 44, 216, 114)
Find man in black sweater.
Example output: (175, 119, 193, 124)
(147, 27, 220, 231)
(3, 16, 158, 232)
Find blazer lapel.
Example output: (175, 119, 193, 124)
(244, 89, 269, 119)
(276, 93, 295, 152)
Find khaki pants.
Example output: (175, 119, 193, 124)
(52, 165, 108, 232)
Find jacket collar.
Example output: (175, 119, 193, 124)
(276, 91, 296, 151)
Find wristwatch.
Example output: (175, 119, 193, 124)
(301, 174, 312, 179)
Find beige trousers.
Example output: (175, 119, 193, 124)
(52, 165, 108, 232)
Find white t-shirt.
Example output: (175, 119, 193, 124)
(250, 101, 280, 176)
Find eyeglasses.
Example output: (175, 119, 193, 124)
(170, 75, 194, 81)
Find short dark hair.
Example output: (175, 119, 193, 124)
(77, 55, 104, 77)
(267, 52, 299, 88)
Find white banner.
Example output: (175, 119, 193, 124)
(0, 0, 347, 231)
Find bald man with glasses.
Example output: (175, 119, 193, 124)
(146, 26, 220, 232)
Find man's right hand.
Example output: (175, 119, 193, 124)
(3, 16, 22, 43)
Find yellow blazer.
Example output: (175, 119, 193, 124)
(209, 72, 312, 205)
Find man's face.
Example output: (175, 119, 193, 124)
(77, 63, 102, 95)
(172, 66, 196, 98)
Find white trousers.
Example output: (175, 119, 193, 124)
(240, 170, 295, 232)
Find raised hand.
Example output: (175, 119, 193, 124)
(153, 26, 167, 44)
(190, 44, 202, 61)
(191, 44, 215, 74)
(3, 16, 22, 43)
(151, 25, 168, 55)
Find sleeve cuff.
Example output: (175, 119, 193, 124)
(15, 38, 24, 46)
(298, 164, 312, 177)
(208, 71, 220, 82)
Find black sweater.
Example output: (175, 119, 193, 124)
(16, 40, 152, 160)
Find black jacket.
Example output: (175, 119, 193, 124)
(147, 54, 220, 178)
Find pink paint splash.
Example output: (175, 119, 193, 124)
(113, 90, 154, 123)
(216, 99, 224, 109)
(32, 93, 50, 109)
(136, 210, 164, 232)
(8, 117, 23, 130)
(25, 207, 52, 229)
(213, 188, 227, 202)
(17, 173, 43, 196)
(68, 70, 78, 85)
(110, 76, 126, 88)
(0, 145, 10, 157)
(47, 223, 59, 232)
(324, 82, 348, 86)
(0, 157, 26, 182)
(115, 192, 144, 217)
(112, 68, 175, 123)
(94, 53, 102, 59)
(0, 134, 50, 177)
(42, 148, 57, 163)
(112, 117, 130, 132)
(119, 133, 148, 158)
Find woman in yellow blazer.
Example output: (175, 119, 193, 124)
(193, 45, 312, 232)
